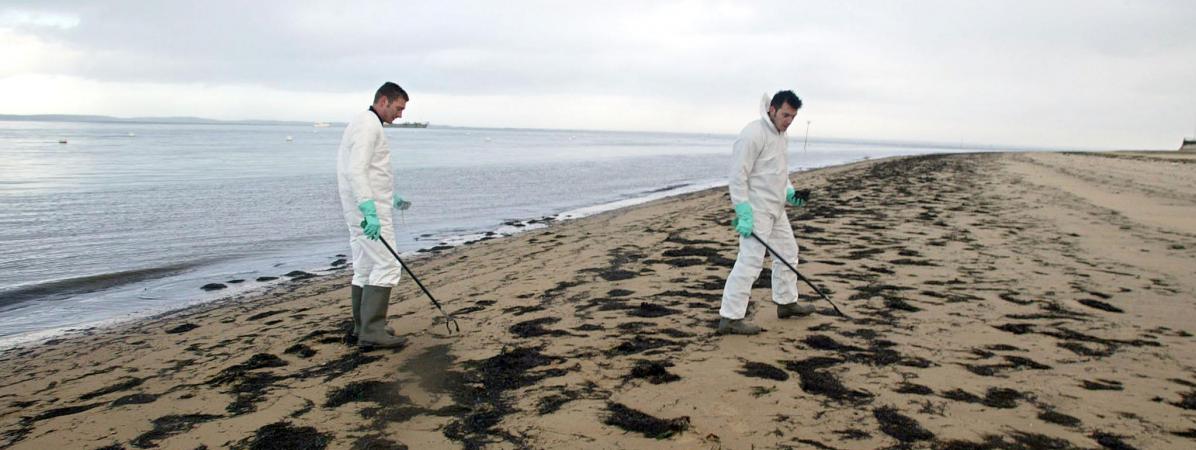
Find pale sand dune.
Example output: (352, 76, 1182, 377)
(1, 152, 1193, 449)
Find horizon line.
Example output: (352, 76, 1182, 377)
(0, 112, 1109, 152)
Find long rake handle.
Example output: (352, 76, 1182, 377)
(378, 236, 460, 334)
(750, 233, 849, 318)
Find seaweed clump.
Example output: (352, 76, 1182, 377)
(441, 347, 566, 449)
(873, 406, 934, 443)
(235, 421, 331, 450)
(627, 361, 681, 384)
(737, 362, 789, 381)
(604, 402, 690, 439)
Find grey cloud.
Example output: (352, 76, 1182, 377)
(3, 0, 1195, 146)
(15, 1, 1195, 98)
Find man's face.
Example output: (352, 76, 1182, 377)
(768, 103, 798, 133)
(376, 97, 407, 124)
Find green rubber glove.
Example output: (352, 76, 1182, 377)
(732, 202, 753, 237)
(392, 195, 411, 211)
(786, 187, 808, 207)
(358, 199, 381, 240)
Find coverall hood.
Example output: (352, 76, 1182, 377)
(760, 93, 782, 135)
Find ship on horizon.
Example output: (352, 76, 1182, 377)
(385, 121, 429, 129)
(1183, 120, 1196, 151)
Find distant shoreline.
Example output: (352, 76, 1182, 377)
(0, 114, 1108, 152)
(0, 113, 342, 128)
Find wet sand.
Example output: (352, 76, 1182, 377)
(1, 152, 1194, 449)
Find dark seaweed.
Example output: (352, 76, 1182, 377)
(803, 334, 862, 352)
(981, 388, 1024, 409)
(1091, 432, 1137, 450)
(1172, 390, 1196, 410)
(324, 380, 406, 408)
(994, 323, 1034, 335)
(284, 344, 316, 358)
(246, 310, 286, 321)
(628, 360, 681, 384)
(604, 402, 689, 439)
(441, 347, 565, 449)
(165, 323, 200, 334)
(350, 435, 408, 450)
(111, 393, 158, 407)
(294, 351, 383, 382)
(942, 389, 981, 403)
(235, 421, 329, 450)
(1078, 299, 1123, 313)
(609, 336, 678, 356)
(1173, 428, 1196, 439)
(628, 302, 680, 318)
(30, 402, 104, 422)
(509, 317, 570, 338)
(79, 377, 143, 401)
(873, 406, 934, 442)
(204, 354, 289, 415)
(738, 362, 789, 381)
(895, 383, 934, 395)
(597, 270, 638, 281)
(1037, 409, 1081, 427)
(1081, 379, 1123, 391)
(131, 414, 223, 448)
(784, 358, 871, 403)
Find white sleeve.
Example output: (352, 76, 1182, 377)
(347, 124, 378, 205)
(728, 129, 761, 206)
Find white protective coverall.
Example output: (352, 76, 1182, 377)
(720, 96, 799, 320)
(336, 109, 403, 287)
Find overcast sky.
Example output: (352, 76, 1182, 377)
(2, 1, 1195, 148)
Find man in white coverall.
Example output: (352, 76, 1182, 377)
(719, 90, 814, 335)
(337, 82, 413, 348)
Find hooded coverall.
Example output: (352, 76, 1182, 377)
(720, 97, 800, 320)
(336, 108, 403, 288)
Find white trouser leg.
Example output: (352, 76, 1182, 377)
(347, 218, 402, 288)
(350, 236, 374, 287)
(770, 210, 799, 305)
(720, 210, 777, 320)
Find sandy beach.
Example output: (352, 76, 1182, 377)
(1, 151, 1193, 449)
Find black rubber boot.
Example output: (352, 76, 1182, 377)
(351, 285, 363, 337)
(777, 302, 816, 319)
(358, 285, 408, 349)
(717, 318, 763, 335)
(352, 285, 395, 337)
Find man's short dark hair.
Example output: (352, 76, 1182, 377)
(374, 82, 409, 103)
(770, 90, 802, 110)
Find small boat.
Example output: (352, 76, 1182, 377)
(58, 139, 68, 144)
(285, 135, 294, 142)
(313, 122, 330, 128)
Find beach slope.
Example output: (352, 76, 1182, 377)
(1, 152, 1194, 449)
